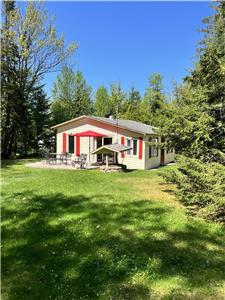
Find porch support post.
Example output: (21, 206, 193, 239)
(106, 154, 109, 169)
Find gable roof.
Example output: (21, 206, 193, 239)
(51, 115, 158, 135)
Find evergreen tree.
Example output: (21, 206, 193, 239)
(120, 86, 142, 121)
(140, 73, 168, 126)
(143, 73, 166, 114)
(73, 71, 92, 116)
(51, 66, 76, 124)
(94, 86, 111, 117)
(30, 86, 50, 153)
(109, 82, 127, 118)
(51, 68, 92, 124)
(163, 2, 225, 222)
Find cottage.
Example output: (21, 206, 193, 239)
(51, 115, 175, 170)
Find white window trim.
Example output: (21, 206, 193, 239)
(126, 137, 138, 156)
(149, 137, 159, 158)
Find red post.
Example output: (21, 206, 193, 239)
(63, 133, 67, 153)
(76, 136, 80, 156)
(139, 137, 143, 160)
(121, 136, 125, 158)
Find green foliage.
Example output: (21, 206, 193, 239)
(94, 86, 111, 117)
(166, 156, 225, 222)
(143, 73, 166, 114)
(120, 86, 142, 121)
(162, 2, 225, 222)
(109, 82, 127, 118)
(140, 73, 169, 127)
(51, 67, 92, 124)
(30, 85, 51, 152)
(1, 1, 76, 158)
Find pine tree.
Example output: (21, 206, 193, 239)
(73, 71, 92, 116)
(51, 68, 92, 124)
(94, 86, 111, 117)
(109, 82, 127, 118)
(162, 2, 225, 222)
(30, 86, 50, 153)
(143, 73, 166, 114)
(120, 86, 142, 121)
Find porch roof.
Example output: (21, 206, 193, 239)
(91, 143, 132, 155)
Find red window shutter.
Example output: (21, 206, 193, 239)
(139, 137, 143, 160)
(63, 133, 67, 153)
(121, 136, 125, 158)
(76, 136, 80, 156)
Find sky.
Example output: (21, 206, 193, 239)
(42, 1, 213, 99)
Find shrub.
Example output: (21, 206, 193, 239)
(162, 156, 225, 223)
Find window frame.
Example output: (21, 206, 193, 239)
(132, 138, 138, 156)
(126, 138, 138, 156)
(149, 137, 158, 158)
(126, 138, 131, 155)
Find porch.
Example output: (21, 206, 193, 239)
(67, 130, 117, 165)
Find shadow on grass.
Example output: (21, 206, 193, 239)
(1, 159, 39, 169)
(2, 191, 225, 299)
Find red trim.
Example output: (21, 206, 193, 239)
(121, 136, 125, 158)
(63, 133, 67, 152)
(76, 136, 80, 156)
(74, 130, 105, 137)
(139, 137, 143, 160)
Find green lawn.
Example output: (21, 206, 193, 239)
(2, 160, 225, 300)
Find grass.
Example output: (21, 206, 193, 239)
(1, 159, 225, 300)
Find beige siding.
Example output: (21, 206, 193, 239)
(55, 117, 175, 169)
(144, 136, 161, 169)
(164, 150, 175, 164)
(56, 117, 145, 169)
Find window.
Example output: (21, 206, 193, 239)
(126, 138, 137, 156)
(149, 137, 158, 158)
(68, 135, 74, 154)
(126, 139, 131, 155)
(167, 148, 173, 154)
(133, 139, 137, 156)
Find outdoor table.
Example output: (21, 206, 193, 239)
(50, 153, 69, 164)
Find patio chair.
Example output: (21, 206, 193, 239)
(72, 153, 87, 169)
(41, 150, 55, 165)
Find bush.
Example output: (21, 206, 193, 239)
(162, 155, 225, 223)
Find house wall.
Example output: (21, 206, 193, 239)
(56, 117, 145, 169)
(55, 117, 175, 170)
(164, 150, 175, 164)
(143, 136, 161, 169)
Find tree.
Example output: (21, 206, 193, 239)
(51, 68, 92, 124)
(143, 73, 166, 114)
(94, 86, 111, 117)
(73, 71, 92, 116)
(1, 1, 76, 157)
(140, 73, 168, 126)
(120, 86, 142, 121)
(162, 2, 225, 222)
(30, 85, 50, 153)
(51, 66, 76, 124)
(109, 82, 127, 118)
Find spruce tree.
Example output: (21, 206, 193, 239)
(94, 86, 111, 117)
(51, 68, 92, 124)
